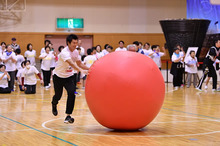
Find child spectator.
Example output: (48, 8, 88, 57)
(24, 43, 36, 66)
(185, 50, 199, 88)
(0, 64, 11, 93)
(21, 60, 43, 94)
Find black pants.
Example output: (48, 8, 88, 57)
(42, 69, 51, 86)
(24, 84, 36, 94)
(8, 71, 16, 90)
(77, 72, 81, 82)
(0, 87, 11, 93)
(173, 69, 182, 87)
(197, 60, 217, 89)
(52, 74, 76, 115)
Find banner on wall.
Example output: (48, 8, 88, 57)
(187, 0, 220, 34)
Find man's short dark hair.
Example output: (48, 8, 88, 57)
(66, 34, 78, 45)
(133, 41, 139, 46)
(190, 50, 195, 55)
(15, 49, 21, 54)
(87, 48, 92, 55)
(119, 40, 124, 44)
(214, 38, 220, 45)
(151, 45, 159, 50)
(107, 45, 113, 50)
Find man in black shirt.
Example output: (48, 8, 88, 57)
(197, 39, 220, 91)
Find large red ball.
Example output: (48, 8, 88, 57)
(85, 51, 165, 130)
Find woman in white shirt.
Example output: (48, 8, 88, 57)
(170, 48, 184, 89)
(21, 60, 43, 94)
(151, 46, 166, 70)
(0, 64, 11, 93)
(39, 46, 55, 89)
(2, 45, 17, 91)
(24, 43, 36, 66)
(115, 40, 127, 52)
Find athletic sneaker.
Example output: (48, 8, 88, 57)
(212, 89, 217, 92)
(64, 116, 74, 124)
(205, 85, 208, 90)
(174, 86, 179, 90)
(52, 104, 58, 116)
(75, 91, 79, 95)
(196, 87, 202, 91)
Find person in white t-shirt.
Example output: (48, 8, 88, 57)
(0, 64, 11, 93)
(24, 43, 36, 66)
(82, 48, 97, 88)
(15, 49, 25, 83)
(115, 40, 127, 52)
(0, 42, 6, 55)
(144, 42, 154, 57)
(185, 50, 199, 88)
(95, 45, 103, 59)
(39, 46, 55, 89)
(101, 44, 110, 56)
(2, 45, 17, 91)
(51, 34, 89, 124)
(16, 61, 25, 91)
(151, 45, 166, 70)
(21, 60, 43, 94)
(40, 40, 51, 55)
(77, 40, 85, 56)
(170, 47, 184, 90)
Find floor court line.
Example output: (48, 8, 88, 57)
(0, 114, 78, 146)
(162, 107, 220, 120)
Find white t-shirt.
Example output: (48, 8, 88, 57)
(50, 51, 56, 68)
(84, 55, 97, 68)
(145, 49, 154, 57)
(0, 53, 3, 64)
(53, 46, 80, 78)
(16, 68, 24, 85)
(39, 52, 55, 71)
(171, 53, 181, 62)
(184, 56, 198, 73)
(24, 50, 36, 66)
(152, 52, 165, 68)
(2, 51, 17, 72)
(40, 47, 45, 54)
(0, 72, 9, 88)
(80, 47, 85, 55)
(115, 47, 127, 51)
(22, 66, 39, 85)
(16, 54, 25, 70)
(102, 49, 109, 56)
(95, 52, 104, 59)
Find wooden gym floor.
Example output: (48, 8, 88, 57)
(0, 82, 220, 146)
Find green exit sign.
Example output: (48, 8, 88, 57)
(56, 18, 84, 29)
